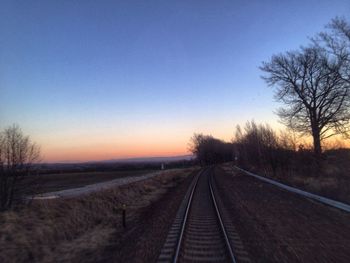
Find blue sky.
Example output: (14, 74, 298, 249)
(1, 0, 349, 161)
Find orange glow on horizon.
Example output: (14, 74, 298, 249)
(41, 140, 191, 163)
(35, 118, 350, 163)
(43, 149, 190, 163)
(35, 121, 235, 163)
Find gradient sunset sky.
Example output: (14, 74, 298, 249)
(1, 1, 349, 162)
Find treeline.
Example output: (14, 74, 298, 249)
(189, 134, 233, 166)
(190, 121, 331, 176)
(233, 121, 304, 176)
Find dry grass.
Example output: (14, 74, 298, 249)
(224, 147, 350, 203)
(275, 154, 350, 203)
(0, 168, 196, 263)
(229, 152, 350, 204)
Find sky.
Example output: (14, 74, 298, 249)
(1, 0, 349, 162)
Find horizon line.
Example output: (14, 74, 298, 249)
(40, 153, 194, 164)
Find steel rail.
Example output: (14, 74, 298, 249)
(172, 168, 203, 263)
(209, 171, 237, 263)
(173, 167, 236, 263)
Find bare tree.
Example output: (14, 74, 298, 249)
(260, 46, 350, 157)
(233, 121, 289, 175)
(188, 133, 206, 166)
(0, 125, 40, 211)
(189, 133, 232, 165)
(317, 17, 350, 84)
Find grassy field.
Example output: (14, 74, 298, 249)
(0, 167, 198, 263)
(21, 169, 157, 194)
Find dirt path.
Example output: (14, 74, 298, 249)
(215, 166, 350, 263)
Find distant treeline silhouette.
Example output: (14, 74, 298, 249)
(190, 119, 350, 178)
(189, 134, 233, 166)
(191, 122, 349, 179)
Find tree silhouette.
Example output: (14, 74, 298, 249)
(261, 46, 350, 157)
(0, 125, 40, 210)
(317, 17, 350, 84)
(189, 133, 232, 165)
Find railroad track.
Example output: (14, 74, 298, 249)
(157, 168, 237, 263)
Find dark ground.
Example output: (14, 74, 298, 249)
(20, 170, 156, 194)
(215, 165, 350, 263)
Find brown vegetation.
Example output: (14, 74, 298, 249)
(232, 121, 350, 203)
(0, 167, 196, 263)
(271, 149, 350, 203)
(0, 125, 40, 211)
